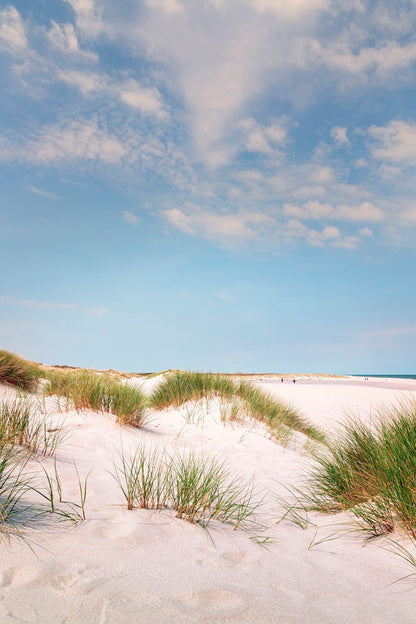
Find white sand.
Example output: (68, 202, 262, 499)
(1, 376, 416, 623)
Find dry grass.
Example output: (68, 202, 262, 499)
(149, 371, 325, 444)
(44, 369, 147, 427)
(0, 350, 41, 392)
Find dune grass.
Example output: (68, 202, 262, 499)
(305, 399, 416, 540)
(0, 394, 88, 535)
(236, 381, 325, 443)
(0, 452, 90, 535)
(44, 369, 147, 427)
(39, 460, 91, 523)
(149, 371, 236, 409)
(0, 396, 65, 457)
(0, 445, 32, 531)
(149, 371, 324, 444)
(0, 390, 74, 536)
(0, 350, 41, 392)
(113, 444, 258, 530)
(113, 444, 171, 511)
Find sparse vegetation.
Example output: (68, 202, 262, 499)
(113, 444, 258, 530)
(0, 391, 80, 536)
(39, 460, 91, 523)
(0, 396, 65, 457)
(149, 371, 325, 444)
(0, 445, 31, 532)
(44, 369, 147, 427)
(236, 381, 325, 443)
(149, 371, 236, 410)
(0, 350, 41, 392)
(305, 399, 416, 541)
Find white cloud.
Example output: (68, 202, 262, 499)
(239, 118, 288, 154)
(0, 119, 126, 165)
(0, 6, 27, 52)
(122, 210, 140, 223)
(359, 227, 373, 237)
(162, 205, 373, 250)
(33, 120, 126, 164)
(136, 4, 285, 166)
(247, 0, 329, 19)
(85, 0, 416, 173)
(280, 219, 365, 249)
(283, 200, 383, 222)
(332, 235, 361, 249)
(65, 0, 104, 38)
(331, 126, 350, 145)
(0, 295, 108, 316)
(284, 201, 329, 219)
(48, 21, 79, 53)
(27, 186, 61, 200)
(369, 120, 416, 166)
(0, 296, 76, 310)
(57, 69, 105, 94)
(377, 164, 403, 180)
(146, 0, 184, 14)
(1, 0, 414, 255)
(55, 71, 167, 118)
(336, 202, 384, 221)
(355, 158, 368, 167)
(313, 166, 334, 184)
(47, 20, 98, 61)
(291, 184, 327, 199)
(0, 113, 196, 193)
(400, 204, 416, 222)
(320, 40, 416, 78)
(85, 307, 108, 317)
(163, 207, 275, 240)
(119, 79, 167, 118)
(321, 225, 341, 240)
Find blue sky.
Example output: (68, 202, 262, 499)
(1, 0, 416, 373)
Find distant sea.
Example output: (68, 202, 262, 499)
(352, 374, 416, 380)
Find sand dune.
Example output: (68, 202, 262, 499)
(1, 375, 416, 623)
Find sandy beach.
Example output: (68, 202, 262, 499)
(1, 374, 416, 623)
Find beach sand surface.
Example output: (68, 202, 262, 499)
(1, 375, 416, 623)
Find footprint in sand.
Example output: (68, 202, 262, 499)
(0, 566, 41, 588)
(49, 571, 81, 591)
(222, 551, 252, 565)
(204, 550, 255, 570)
(49, 565, 108, 595)
(96, 516, 139, 540)
(98, 523, 136, 540)
(176, 589, 244, 614)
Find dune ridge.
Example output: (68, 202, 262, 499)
(1, 360, 416, 623)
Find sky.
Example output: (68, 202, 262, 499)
(1, 0, 416, 374)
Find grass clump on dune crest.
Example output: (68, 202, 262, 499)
(113, 444, 258, 530)
(0, 350, 41, 392)
(149, 371, 235, 410)
(149, 371, 324, 444)
(44, 369, 147, 427)
(235, 381, 325, 444)
(306, 399, 416, 540)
